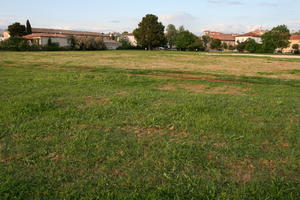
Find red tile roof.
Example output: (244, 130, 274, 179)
(31, 28, 108, 37)
(290, 35, 300, 40)
(211, 34, 235, 41)
(236, 30, 267, 37)
(237, 32, 261, 37)
(23, 33, 67, 39)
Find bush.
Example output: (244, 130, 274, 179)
(236, 39, 262, 53)
(117, 38, 142, 50)
(188, 39, 205, 51)
(0, 37, 30, 51)
(75, 36, 106, 50)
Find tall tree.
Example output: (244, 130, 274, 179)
(175, 30, 196, 51)
(261, 25, 291, 53)
(202, 35, 211, 50)
(8, 22, 26, 37)
(133, 14, 166, 50)
(26, 20, 32, 34)
(210, 39, 222, 49)
(166, 24, 177, 49)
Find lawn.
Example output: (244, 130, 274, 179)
(0, 50, 299, 199)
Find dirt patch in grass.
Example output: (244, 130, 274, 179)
(156, 84, 177, 91)
(84, 97, 109, 107)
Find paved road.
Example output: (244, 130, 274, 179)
(206, 53, 300, 59)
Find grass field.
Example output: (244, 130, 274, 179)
(0, 50, 300, 199)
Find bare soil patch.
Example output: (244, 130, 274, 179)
(156, 84, 177, 91)
(84, 96, 109, 107)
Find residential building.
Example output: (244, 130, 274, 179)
(204, 31, 236, 47)
(235, 30, 267, 45)
(1, 31, 11, 40)
(31, 28, 110, 38)
(282, 35, 300, 53)
(103, 38, 121, 50)
(23, 33, 69, 47)
(210, 34, 236, 47)
(122, 33, 137, 46)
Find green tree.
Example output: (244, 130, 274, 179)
(210, 39, 222, 49)
(133, 14, 166, 50)
(178, 26, 185, 33)
(26, 20, 32, 34)
(244, 39, 262, 53)
(68, 36, 76, 50)
(201, 35, 211, 50)
(175, 30, 196, 51)
(118, 37, 133, 49)
(292, 44, 299, 54)
(166, 24, 177, 49)
(8, 22, 26, 37)
(188, 38, 205, 51)
(261, 25, 291, 53)
(222, 42, 228, 50)
(236, 41, 247, 52)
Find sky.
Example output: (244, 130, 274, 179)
(0, 0, 299, 34)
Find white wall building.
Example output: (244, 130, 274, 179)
(235, 30, 267, 45)
(23, 33, 69, 47)
(123, 34, 137, 46)
(103, 38, 121, 50)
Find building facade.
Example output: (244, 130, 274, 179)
(282, 35, 300, 53)
(23, 33, 69, 47)
(122, 33, 137, 46)
(235, 30, 267, 45)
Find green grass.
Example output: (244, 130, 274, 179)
(0, 51, 300, 199)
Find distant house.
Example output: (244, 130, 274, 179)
(282, 35, 300, 53)
(235, 30, 267, 45)
(203, 31, 236, 47)
(23, 33, 69, 47)
(210, 34, 236, 47)
(1, 31, 11, 41)
(103, 38, 121, 50)
(31, 28, 109, 38)
(122, 33, 137, 46)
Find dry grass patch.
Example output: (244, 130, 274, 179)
(84, 96, 109, 107)
(156, 84, 177, 91)
(179, 83, 248, 95)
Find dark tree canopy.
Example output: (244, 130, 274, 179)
(202, 35, 211, 50)
(262, 25, 291, 53)
(175, 29, 196, 50)
(133, 14, 166, 50)
(26, 20, 32, 34)
(210, 39, 222, 49)
(8, 22, 26, 37)
(166, 24, 177, 49)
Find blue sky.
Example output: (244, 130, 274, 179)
(0, 0, 299, 34)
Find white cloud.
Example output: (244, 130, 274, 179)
(159, 13, 197, 27)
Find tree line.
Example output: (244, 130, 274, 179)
(132, 14, 299, 54)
